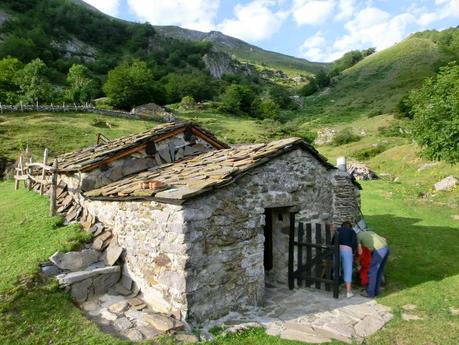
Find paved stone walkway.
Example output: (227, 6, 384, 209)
(204, 286, 393, 344)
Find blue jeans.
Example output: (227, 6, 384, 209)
(340, 245, 353, 284)
(368, 247, 389, 297)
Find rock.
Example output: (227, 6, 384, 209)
(143, 313, 184, 332)
(108, 301, 128, 314)
(93, 231, 113, 250)
(71, 278, 93, 302)
(401, 313, 423, 321)
(451, 215, 459, 221)
(81, 300, 99, 312)
(125, 309, 146, 324)
(41, 264, 60, 277)
(138, 325, 160, 340)
(90, 223, 104, 237)
(101, 308, 118, 321)
(402, 304, 417, 311)
(128, 297, 146, 308)
(449, 307, 459, 316)
(93, 271, 121, 295)
(49, 249, 100, 271)
(104, 243, 123, 266)
(434, 176, 458, 192)
(417, 162, 437, 172)
(314, 128, 336, 146)
(153, 254, 171, 267)
(120, 273, 133, 290)
(56, 266, 120, 286)
(115, 283, 132, 296)
(113, 317, 133, 331)
(175, 332, 199, 343)
(354, 315, 386, 338)
(125, 329, 144, 341)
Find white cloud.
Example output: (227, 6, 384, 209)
(218, 0, 289, 42)
(418, 0, 459, 26)
(336, 0, 356, 20)
(84, 0, 121, 16)
(126, 0, 220, 32)
(299, 32, 328, 61)
(292, 0, 336, 25)
(299, 6, 416, 62)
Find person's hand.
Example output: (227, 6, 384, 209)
(357, 245, 363, 256)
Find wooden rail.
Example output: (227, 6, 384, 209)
(14, 147, 59, 216)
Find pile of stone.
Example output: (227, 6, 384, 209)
(131, 103, 176, 122)
(81, 293, 195, 342)
(42, 226, 125, 302)
(347, 162, 378, 181)
(315, 128, 336, 146)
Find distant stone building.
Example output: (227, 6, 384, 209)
(51, 122, 361, 323)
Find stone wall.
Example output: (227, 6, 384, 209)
(83, 199, 189, 316)
(182, 148, 360, 322)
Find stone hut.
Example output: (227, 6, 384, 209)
(51, 125, 361, 323)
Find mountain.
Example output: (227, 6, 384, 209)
(154, 26, 327, 76)
(302, 27, 459, 121)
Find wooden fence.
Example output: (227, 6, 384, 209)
(14, 147, 58, 216)
(288, 215, 340, 298)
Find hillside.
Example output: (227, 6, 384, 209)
(301, 27, 459, 122)
(155, 26, 327, 75)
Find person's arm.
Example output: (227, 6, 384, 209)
(351, 231, 358, 254)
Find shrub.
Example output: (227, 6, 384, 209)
(352, 145, 387, 160)
(252, 98, 280, 120)
(179, 96, 196, 111)
(332, 128, 361, 146)
(378, 123, 409, 137)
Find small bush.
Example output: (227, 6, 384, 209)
(352, 145, 387, 160)
(332, 128, 361, 146)
(179, 95, 196, 111)
(91, 117, 115, 128)
(378, 123, 409, 137)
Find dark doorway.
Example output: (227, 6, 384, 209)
(264, 208, 273, 271)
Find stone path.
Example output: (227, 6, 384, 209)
(204, 286, 393, 344)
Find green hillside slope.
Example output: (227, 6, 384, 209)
(301, 27, 459, 122)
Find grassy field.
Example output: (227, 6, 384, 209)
(0, 112, 158, 162)
(0, 111, 458, 344)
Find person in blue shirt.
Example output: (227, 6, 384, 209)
(333, 221, 358, 298)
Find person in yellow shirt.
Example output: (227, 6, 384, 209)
(357, 230, 389, 298)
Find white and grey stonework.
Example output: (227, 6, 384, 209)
(59, 148, 361, 323)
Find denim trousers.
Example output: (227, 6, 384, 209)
(340, 245, 353, 284)
(368, 247, 389, 297)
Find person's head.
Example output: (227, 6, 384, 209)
(341, 221, 352, 228)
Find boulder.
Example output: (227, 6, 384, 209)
(50, 249, 100, 271)
(434, 176, 458, 192)
(143, 313, 184, 332)
(104, 243, 123, 266)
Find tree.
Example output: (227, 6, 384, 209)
(0, 57, 23, 103)
(314, 69, 331, 88)
(103, 60, 161, 110)
(65, 64, 97, 103)
(300, 77, 318, 96)
(408, 63, 459, 163)
(219, 85, 256, 115)
(252, 98, 280, 120)
(14, 58, 52, 103)
(269, 85, 292, 109)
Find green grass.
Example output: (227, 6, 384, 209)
(0, 112, 158, 162)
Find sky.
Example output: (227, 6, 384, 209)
(84, 0, 459, 62)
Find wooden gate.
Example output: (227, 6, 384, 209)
(288, 214, 340, 298)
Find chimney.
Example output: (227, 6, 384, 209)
(337, 156, 347, 172)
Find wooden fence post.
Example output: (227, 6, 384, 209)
(27, 156, 33, 191)
(14, 155, 23, 190)
(40, 148, 48, 195)
(288, 212, 296, 290)
(50, 159, 58, 216)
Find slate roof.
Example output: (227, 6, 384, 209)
(57, 122, 229, 173)
(84, 137, 335, 204)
